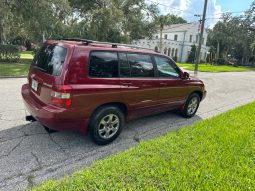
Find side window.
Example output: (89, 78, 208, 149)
(154, 56, 180, 78)
(89, 51, 118, 78)
(127, 53, 154, 77)
(119, 53, 130, 77)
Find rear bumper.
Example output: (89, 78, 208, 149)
(21, 84, 89, 133)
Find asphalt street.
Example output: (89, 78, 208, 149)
(0, 71, 255, 190)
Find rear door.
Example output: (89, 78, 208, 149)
(154, 55, 187, 108)
(28, 43, 69, 104)
(119, 52, 159, 119)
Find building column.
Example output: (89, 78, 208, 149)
(180, 30, 187, 63)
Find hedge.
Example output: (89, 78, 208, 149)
(0, 44, 20, 62)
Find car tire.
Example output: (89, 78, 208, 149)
(89, 106, 124, 145)
(182, 93, 200, 118)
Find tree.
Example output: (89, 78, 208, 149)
(187, 45, 196, 63)
(68, 0, 158, 43)
(208, 10, 255, 65)
(1, 0, 189, 47)
(155, 14, 187, 52)
(0, 0, 71, 45)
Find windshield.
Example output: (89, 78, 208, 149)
(33, 44, 67, 76)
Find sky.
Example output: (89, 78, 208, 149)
(147, 0, 254, 28)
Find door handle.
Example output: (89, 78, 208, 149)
(160, 82, 167, 85)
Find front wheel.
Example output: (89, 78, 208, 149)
(89, 106, 124, 145)
(181, 93, 200, 118)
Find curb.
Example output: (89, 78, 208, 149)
(0, 76, 27, 79)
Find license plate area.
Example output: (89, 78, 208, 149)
(31, 79, 38, 92)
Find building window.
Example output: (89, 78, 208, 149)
(171, 48, 175, 57)
(168, 48, 171, 56)
(202, 38, 205, 45)
(175, 48, 178, 58)
(155, 47, 158, 51)
(174, 35, 178, 41)
(164, 34, 167, 39)
(155, 35, 158, 39)
(190, 35, 192, 42)
(164, 48, 167, 55)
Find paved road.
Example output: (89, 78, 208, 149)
(1, 72, 255, 190)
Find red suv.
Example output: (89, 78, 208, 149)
(22, 39, 206, 145)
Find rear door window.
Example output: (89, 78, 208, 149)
(127, 53, 154, 77)
(33, 44, 67, 76)
(119, 52, 130, 77)
(89, 51, 118, 78)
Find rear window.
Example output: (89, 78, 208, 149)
(33, 44, 67, 76)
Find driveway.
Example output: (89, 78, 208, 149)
(1, 72, 255, 190)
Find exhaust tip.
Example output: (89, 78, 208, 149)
(26, 115, 36, 122)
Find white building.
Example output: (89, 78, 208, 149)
(132, 23, 210, 63)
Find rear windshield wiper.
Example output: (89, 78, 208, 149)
(33, 65, 47, 72)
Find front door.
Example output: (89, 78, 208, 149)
(154, 55, 187, 109)
(118, 52, 159, 119)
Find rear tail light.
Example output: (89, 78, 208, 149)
(50, 85, 72, 108)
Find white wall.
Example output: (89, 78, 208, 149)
(133, 24, 210, 63)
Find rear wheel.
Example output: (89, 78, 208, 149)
(182, 93, 200, 118)
(89, 106, 124, 145)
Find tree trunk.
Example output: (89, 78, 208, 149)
(216, 41, 220, 60)
(0, 16, 5, 44)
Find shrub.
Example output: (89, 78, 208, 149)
(187, 44, 196, 63)
(0, 44, 20, 62)
(216, 58, 225, 65)
(32, 46, 40, 56)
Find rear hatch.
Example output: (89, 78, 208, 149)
(28, 43, 69, 106)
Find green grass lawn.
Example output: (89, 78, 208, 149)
(177, 63, 255, 72)
(0, 51, 33, 77)
(20, 51, 34, 60)
(31, 102, 255, 191)
(0, 61, 31, 77)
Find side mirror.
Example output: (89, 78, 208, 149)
(182, 72, 190, 80)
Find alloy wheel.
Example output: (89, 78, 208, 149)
(98, 114, 120, 139)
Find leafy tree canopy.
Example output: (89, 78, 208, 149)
(208, 1, 255, 65)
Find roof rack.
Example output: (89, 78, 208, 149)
(57, 38, 158, 52)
